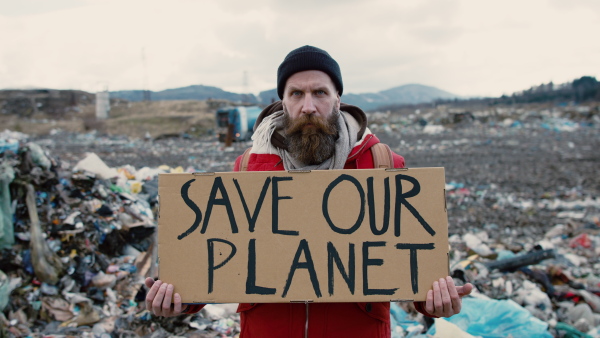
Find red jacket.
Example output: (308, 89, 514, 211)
(230, 133, 404, 337)
(186, 132, 428, 338)
(184, 103, 433, 337)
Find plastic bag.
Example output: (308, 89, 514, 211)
(0, 160, 15, 249)
(74, 153, 118, 179)
(0, 139, 19, 154)
(26, 142, 51, 169)
(427, 298, 552, 338)
(389, 303, 424, 338)
(0, 269, 10, 311)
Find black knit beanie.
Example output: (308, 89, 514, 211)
(277, 45, 343, 99)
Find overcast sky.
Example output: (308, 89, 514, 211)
(1, 0, 598, 97)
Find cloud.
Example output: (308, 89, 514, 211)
(0, 0, 85, 17)
(0, 0, 598, 97)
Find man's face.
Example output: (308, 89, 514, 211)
(281, 70, 341, 121)
(281, 70, 341, 165)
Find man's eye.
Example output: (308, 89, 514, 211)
(292, 91, 302, 96)
(316, 90, 326, 95)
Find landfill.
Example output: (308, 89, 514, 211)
(1, 103, 599, 337)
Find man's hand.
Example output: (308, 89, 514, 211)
(145, 277, 184, 317)
(425, 276, 473, 317)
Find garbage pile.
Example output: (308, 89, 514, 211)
(1, 103, 600, 338)
(0, 130, 241, 337)
(387, 175, 600, 337)
(374, 107, 600, 337)
(32, 129, 243, 172)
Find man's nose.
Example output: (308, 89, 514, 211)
(301, 95, 317, 115)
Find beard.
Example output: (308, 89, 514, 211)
(283, 107, 340, 165)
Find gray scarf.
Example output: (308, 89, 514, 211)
(252, 110, 360, 170)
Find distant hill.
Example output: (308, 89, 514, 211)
(110, 85, 259, 104)
(258, 84, 459, 110)
(258, 84, 458, 110)
(342, 84, 459, 111)
(433, 76, 600, 107)
(110, 83, 459, 111)
(258, 88, 279, 104)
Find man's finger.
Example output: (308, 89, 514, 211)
(144, 277, 155, 289)
(432, 280, 442, 315)
(446, 276, 461, 314)
(153, 282, 168, 315)
(439, 278, 451, 316)
(163, 284, 174, 314)
(425, 290, 434, 315)
(173, 293, 183, 314)
(457, 283, 474, 297)
(146, 280, 162, 311)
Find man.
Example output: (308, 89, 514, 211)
(146, 45, 473, 337)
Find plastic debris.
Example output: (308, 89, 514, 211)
(432, 318, 477, 338)
(463, 233, 494, 257)
(427, 298, 553, 337)
(26, 183, 65, 285)
(484, 248, 555, 272)
(74, 152, 119, 179)
(1, 100, 600, 336)
(569, 233, 593, 248)
(554, 322, 596, 338)
(0, 160, 15, 249)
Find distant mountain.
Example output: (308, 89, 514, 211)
(258, 88, 279, 104)
(110, 83, 458, 111)
(110, 85, 259, 104)
(342, 84, 459, 111)
(257, 84, 458, 110)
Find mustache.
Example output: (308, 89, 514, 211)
(284, 113, 338, 136)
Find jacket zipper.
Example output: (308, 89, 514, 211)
(305, 302, 309, 338)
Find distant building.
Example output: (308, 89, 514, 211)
(0, 89, 92, 116)
(95, 91, 110, 119)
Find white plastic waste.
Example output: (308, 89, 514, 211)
(463, 233, 494, 256)
(74, 153, 119, 179)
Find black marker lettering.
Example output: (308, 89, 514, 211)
(327, 242, 355, 296)
(207, 238, 237, 293)
(282, 239, 322, 298)
(234, 177, 271, 232)
(368, 177, 390, 235)
(394, 175, 435, 237)
(272, 177, 298, 236)
(178, 179, 202, 240)
(201, 177, 238, 234)
(362, 241, 398, 295)
(395, 243, 435, 294)
(323, 174, 365, 234)
(246, 239, 276, 295)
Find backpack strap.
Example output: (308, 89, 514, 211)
(239, 147, 253, 171)
(371, 143, 394, 169)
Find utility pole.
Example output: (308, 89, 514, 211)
(242, 70, 249, 103)
(142, 47, 151, 101)
(96, 83, 110, 120)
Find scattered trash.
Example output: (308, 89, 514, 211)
(484, 248, 555, 272)
(427, 297, 553, 337)
(0, 160, 15, 249)
(1, 101, 599, 336)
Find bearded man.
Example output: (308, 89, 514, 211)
(146, 45, 473, 338)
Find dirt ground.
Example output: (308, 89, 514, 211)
(1, 100, 215, 139)
(29, 111, 600, 238)
(4, 100, 600, 336)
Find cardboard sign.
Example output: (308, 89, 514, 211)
(158, 168, 449, 303)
